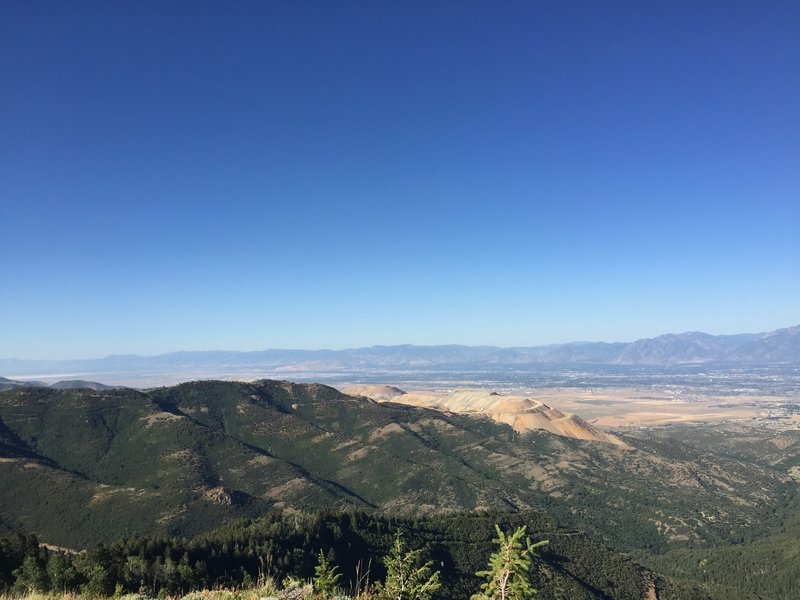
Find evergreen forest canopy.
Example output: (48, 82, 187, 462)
(0, 511, 766, 600)
(0, 379, 798, 599)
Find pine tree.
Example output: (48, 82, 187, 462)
(313, 550, 341, 598)
(377, 531, 441, 600)
(12, 554, 49, 594)
(47, 553, 79, 593)
(471, 525, 548, 600)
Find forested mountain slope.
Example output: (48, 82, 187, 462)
(0, 511, 759, 600)
(0, 380, 795, 558)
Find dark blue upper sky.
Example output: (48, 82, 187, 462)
(2, 1, 798, 359)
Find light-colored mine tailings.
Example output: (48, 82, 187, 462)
(341, 385, 627, 447)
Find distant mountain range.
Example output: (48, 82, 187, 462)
(0, 377, 114, 391)
(1, 325, 798, 382)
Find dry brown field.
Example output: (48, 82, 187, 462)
(520, 387, 794, 429)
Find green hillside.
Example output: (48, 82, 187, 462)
(0, 380, 796, 554)
(632, 429, 800, 600)
(0, 380, 798, 598)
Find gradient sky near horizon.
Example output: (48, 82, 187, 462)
(2, 1, 799, 360)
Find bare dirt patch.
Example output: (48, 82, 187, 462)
(520, 387, 776, 429)
(369, 422, 405, 440)
(347, 446, 372, 461)
(141, 411, 185, 427)
(265, 477, 307, 499)
(91, 486, 146, 505)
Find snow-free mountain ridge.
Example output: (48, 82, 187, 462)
(2, 325, 798, 380)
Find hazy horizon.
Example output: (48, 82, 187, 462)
(1, 321, 797, 363)
(3, 2, 798, 360)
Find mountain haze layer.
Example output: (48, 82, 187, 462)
(2, 326, 797, 385)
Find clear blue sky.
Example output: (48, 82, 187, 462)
(2, 1, 798, 359)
